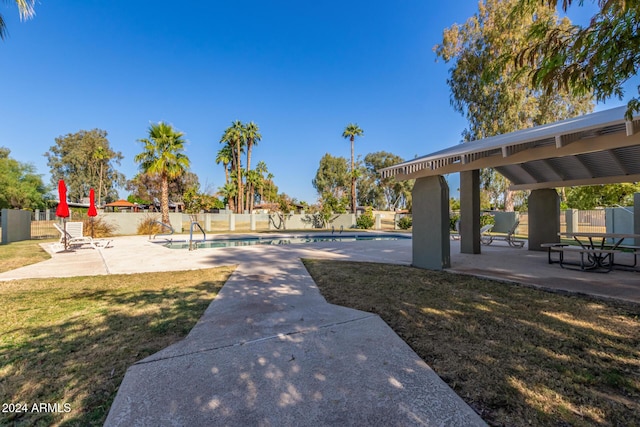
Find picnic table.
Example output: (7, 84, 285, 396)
(552, 232, 640, 272)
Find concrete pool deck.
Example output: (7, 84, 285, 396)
(1, 234, 638, 426)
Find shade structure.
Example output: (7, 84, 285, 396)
(105, 199, 135, 208)
(88, 188, 98, 217)
(56, 180, 70, 218)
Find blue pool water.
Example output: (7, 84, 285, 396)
(165, 234, 410, 249)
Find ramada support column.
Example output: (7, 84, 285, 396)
(412, 176, 450, 270)
(528, 188, 560, 251)
(460, 170, 480, 254)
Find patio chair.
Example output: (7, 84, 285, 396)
(54, 223, 98, 250)
(480, 220, 525, 248)
(479, 224, 494, 245)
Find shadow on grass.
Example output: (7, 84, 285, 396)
(0, 270, 233, 426)
(303, 259, 640, 427)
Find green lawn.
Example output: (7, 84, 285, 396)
(0, 267, 235, 426)
(0, 240, 52, 273)
(304, 259, 640, 427)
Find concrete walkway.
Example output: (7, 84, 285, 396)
(2, 234, 638, 425)
(105, 252, 484, 426)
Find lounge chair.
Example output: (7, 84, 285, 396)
(480, 220, 525, 248)
(54, 223, 100, 250)
(479, 224, 494, 245)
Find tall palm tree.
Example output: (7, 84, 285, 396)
(220, 121, 245, 213)
(243, 121, 261, 211)
(215, 144, 233, 185)
(245, 169, 261, 213)
(0, 0, 35, 40)
(342, 123, 364, 213)
(134, 122, 190, 224)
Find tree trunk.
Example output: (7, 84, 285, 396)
(97, 162, 104, 207)
(236, 139, 243, 214)
(351, 137, 356, 213)
(504, 188, 515, 212)
(161, 175, 170, 224)
(245, 142, 252, 212)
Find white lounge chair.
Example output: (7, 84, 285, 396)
(54, 223, 98, 250)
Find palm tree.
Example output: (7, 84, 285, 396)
(134, 122, 190, 224)
(245, 169, 262, 213)
(243, 121, 261, 211)
(218, 181, 237, 212)
(342, 123, 364, 213)
(215, 144, 233, 185)
(220, 121, 245, 213)
(1, 0, 35, 40)
(255, 161, 269, 204)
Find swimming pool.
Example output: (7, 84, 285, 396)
(164, 234, 410, 249)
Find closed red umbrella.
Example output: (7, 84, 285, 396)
(56, 180, 70, 218)
(88, 188, 97, 217)
(56, 180, 70, 250)
(88, 188, 98, 238)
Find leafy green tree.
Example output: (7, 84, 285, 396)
(357, 151, 413, 210)
(565, 184, 640, 209)
(134, 122, 190, 224)
(513, 0, 640, 119)
(183, 186, 224, 213)
(45, 129, 125, 203)
(313, 153, 350, 212)
(0, 147, 48, 209)
(342, 123, 364, 213)
(125, 171, 199, 207)
(434, 0, 593, 211)
(0, 0, 35, 40)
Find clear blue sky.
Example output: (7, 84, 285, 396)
(0, 1, 629, 204)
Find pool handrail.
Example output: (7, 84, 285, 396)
(189, 220, 206, 251)
(152, 221, 174, 240)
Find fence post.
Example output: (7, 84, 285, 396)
(566, 209, 578, 233)
(229, 214, 235, 231)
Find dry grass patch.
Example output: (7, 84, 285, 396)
(0, 266, 235, 426)
(303, 259, 640, 427)
(0, 240, 51, 273)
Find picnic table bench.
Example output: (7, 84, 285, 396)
(547, 245, 620, 272)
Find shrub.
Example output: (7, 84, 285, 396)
(450, 213, 460, 231)
(480, 213, 495, 227)
(137, 215, 165, 235)
(82, 217, 117, 238)
(397, 216, 412, 230)
(356, 208, 375, 229)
